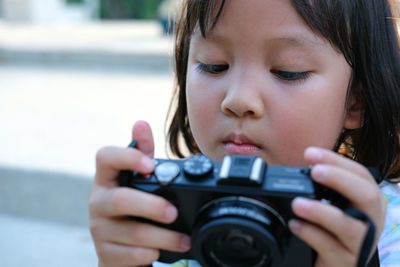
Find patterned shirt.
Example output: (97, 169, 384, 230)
(378, 181, 400, 266)
(153, 181, 400, 267)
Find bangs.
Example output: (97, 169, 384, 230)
(183, 0, 226, 38)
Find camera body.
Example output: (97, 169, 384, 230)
(119, 154, 347, 267)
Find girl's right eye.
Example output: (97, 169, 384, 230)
(196, 63, 229, 74)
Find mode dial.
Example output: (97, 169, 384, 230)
(183, 154, 213, 178)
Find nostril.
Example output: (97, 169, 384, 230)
(243, 110, 255, 116)
(222, 106, 255, 118)
(221, 99, 258, 118)
(222, 106, 237, 117)
(220, 88, 264, 118)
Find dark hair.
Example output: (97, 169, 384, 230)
(167, 0, 400, 181)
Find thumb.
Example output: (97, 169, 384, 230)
(131, 120, 155, 157)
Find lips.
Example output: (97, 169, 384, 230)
(222, 133, 261, 155)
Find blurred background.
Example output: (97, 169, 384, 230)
(0, 0, 177, 266)
(2, 1, 400, 267)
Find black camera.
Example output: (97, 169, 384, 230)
(119, 153, 349, 267)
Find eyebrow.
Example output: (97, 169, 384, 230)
(272, 35, 326, 49)
(192, 29, 326, 49)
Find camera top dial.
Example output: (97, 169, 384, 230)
(154, 161, 181, 185)
(183, 154, 213, 179)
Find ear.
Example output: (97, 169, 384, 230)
(343, 94, 364, 129)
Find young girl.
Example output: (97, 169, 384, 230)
(89, 0, 400, 266)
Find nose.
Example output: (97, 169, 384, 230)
(221, 70, 265, 118)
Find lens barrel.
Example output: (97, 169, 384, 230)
(191, 197, 288, 267)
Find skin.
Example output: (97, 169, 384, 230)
(90, 121, 191, 267)
(186, 0, 355, 165)
(89, 0, 386, 266)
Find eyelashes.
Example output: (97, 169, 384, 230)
(270, 70, 311, 82)
(195, 63, 311, 82)
(196, 63, 229, 74)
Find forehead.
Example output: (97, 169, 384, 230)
(190, 0, 328, 50)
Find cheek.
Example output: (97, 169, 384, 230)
(282, 112, 342, 147)
(187, 94, 217, 129)
(264, 108, 344, 166)
(275, 95, 346, 151)
(186, 73, 221, 146)
(265, 80, 349, 163)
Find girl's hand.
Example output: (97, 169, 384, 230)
(89, 121, 191, 267)
(289, 147, 387, 267)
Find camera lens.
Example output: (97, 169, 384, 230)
(191, 197, 288, 267)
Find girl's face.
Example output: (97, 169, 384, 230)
(186, 0, 360, 166)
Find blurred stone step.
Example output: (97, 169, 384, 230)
(0, 21, 173, 72)
(0, 165, 92, 226)
(0, 213, 97, 267)
(0, 47, 171, 73)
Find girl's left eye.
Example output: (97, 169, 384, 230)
(271, 70, 311, 81)
(196, 63, 229, 74)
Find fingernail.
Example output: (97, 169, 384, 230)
(292, 197, 311, 215)
(141, 157, 154, 172)
(289, 219, 302, 232)
(305, 147, 323, 161)
(180, 235, 191, 250)
(312, 165, 327, 182)
(165, 205, 178, 222)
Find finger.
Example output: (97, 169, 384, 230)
(98, 242, 159, 267)
(95, 146, 155, 187)
(304, 147, 374, 183)
(132, 120, 155, 158)
(95, 218, 191, 253)
(310, 164, 384, 216)
(92, 187, 178, 224)
(291, 197, 366, 253)
(289, 219, 356, 266)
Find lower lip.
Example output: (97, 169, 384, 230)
(223, 142, 261, 155)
